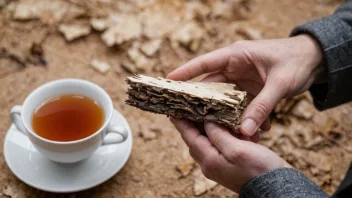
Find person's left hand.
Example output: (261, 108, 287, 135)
(170, 118, 291, 193)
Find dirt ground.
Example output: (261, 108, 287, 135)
(0, 0, 351, 197)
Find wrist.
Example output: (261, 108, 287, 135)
(295, 34, 327, 84)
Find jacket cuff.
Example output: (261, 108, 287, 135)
(239, 168, 329, 198)
(290, 12, 352, 110)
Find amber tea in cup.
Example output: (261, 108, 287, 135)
(32, 94, 104, 142)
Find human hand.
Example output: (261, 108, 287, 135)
(170, 118, 291, 193)
(167, 35, 324, 136)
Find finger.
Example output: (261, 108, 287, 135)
(234, 79, 263, 97)
(250, 132, 260, 143)
(204, 122, 244, 157)
(260, 119, 271, 131)
(239, 135, 251, 141)
(189, 150, 201, 164)
(240, 78, 285, 136)
(170, 118, 219, 163)
(170, 118, 200, 147)
(200, 72, 227, 82)
(167, 47, 232, 81)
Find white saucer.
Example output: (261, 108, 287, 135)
(4, 109, 133, 193)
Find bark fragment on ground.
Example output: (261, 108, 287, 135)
(192, 169, 217, 196)
(90, 59, 111, 74)
(125, 74, 247, 129)
(58, 24, 91, 41)
(92, 13, 142, 47)
(12, 0, 85, 25)
(176, 157, 195, 178)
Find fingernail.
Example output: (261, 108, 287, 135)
(241, 119, 257, 136)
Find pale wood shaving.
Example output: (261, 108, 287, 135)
(140, 39, 162, 57)
(170, 21, 205, 52)
(193, 169, 217, 196)
(99, 14, 142, 46)
(90, 59, 111, 74)
(58, 24, 91, 41)
(13, 0, 85, 24)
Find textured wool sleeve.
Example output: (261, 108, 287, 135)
(239, 168, 329, 198)
(291, 1, 352, 110)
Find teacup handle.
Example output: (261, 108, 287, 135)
(10, 105, 27, 135)
(102, 124, 128, 145)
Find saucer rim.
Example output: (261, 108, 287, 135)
(3, 109, 133, 193)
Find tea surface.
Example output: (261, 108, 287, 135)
(32, 94, 104, 141)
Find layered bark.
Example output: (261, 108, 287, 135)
(125, 74, 247, 129)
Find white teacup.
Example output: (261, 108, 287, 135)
(10, 79, 128, 163)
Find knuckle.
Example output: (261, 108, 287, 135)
(273, 76, 294, 96)
(201, 156, 218, 178)
(188, 139, 198, 153)
(251, 100, 270, 121)
(210, 129, 222, 143)
(274, 76, 290, 87)
(229, 147, 247, 162)
(188, 134, 201, 151)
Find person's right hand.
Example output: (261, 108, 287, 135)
(167, 34, 325, 136)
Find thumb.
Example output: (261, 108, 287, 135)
(240, 78, 285, 136)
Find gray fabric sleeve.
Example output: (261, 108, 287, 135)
(239, 168, 329, 198)
(290, 1, 352, 111)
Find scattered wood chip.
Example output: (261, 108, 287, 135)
(58, 24, 91, 41)
(13, 0, 85, 25)
(137, 118, 158, 140)
(312, 113, 336, 129)
(309, 166, 320, 176)
(326, 128, 344, 142)
(276, 137, 295, 154)
(183, 1, 210, 21)
(90, 59, 111, 74)
(140, 39, 162, 57)
(140, 190, 156, 198)
(290, 150, 308, 169)
(127, 42, 154, 71)
(286, 129, 303, 148)
(176, 158, 195, 177)
(209, 0, 233, 19)
(99, 14, 141, 47)
(91, 18, 110, 31)
(131, 172, 141, 183)
(125, 74, 247, 129)
(170, 21, 205, 52)
(305, 135, 325, 149)
(261, 123, 284, 148)
(343, 144, 352, 153)
(141, 6, 180, 38)
(121, 60, 137, 74)
(312, 113, 338, 138)
(193, 169, 217, 196)
(235, 25, 262, 40)
(301, 150, 332, 172)
(233, 0, 253, 20)
(3, 185, 15, 197)
(138, 125, 157, 140)
(291, 99, 316, 120)
(3, 185, 25, 198)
